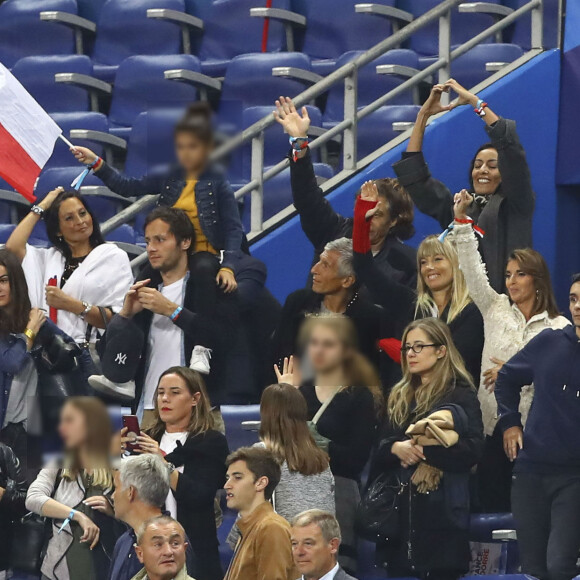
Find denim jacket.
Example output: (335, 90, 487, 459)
(0, 333, 28, 428)
(96, 162, 245, 272)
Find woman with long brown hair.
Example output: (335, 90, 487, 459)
(453, 194, 570, 511)
(275, 313, 382, 575)
(128, 366, 229, 580)
(26, 397, 120, 580)
(259, 383, 334, 520)
(368, 318, 484, 580)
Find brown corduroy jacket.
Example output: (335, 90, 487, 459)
(224, 501, 297, 580)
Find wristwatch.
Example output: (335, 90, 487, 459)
(166, 462, 176, 474)
(79, 301, 92, 319)
(30, 205, 45, 218)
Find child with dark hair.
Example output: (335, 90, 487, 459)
(72, 102, 266, 308)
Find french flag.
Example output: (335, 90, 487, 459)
(0, 62, 62, 202)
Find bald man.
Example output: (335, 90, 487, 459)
(131, 515, 195, 580)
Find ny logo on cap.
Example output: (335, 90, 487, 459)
(115, 352, 127, 365)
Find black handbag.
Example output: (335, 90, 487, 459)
(355, 472, 407, 543)
(34, 335, 87, 433)
(11, 470, 62, 574)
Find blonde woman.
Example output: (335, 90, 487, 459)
(26, 397, 120, 580)
(259, 383, 335, 520)
(353, 182, 484, 384)
(453, 191, 570, 511)
(368, 318, 483, 580)
(275, 314, 382, 575)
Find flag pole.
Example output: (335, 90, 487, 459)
(58, 134, 76, 149)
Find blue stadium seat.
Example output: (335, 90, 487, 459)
(0, 224, 16, 244)
(221, 405, 261, 450)
(107, 55, 201, 140)
(356, 105, 421, 160)
(77, 0, 109, 23)
(196, 0, 293, 77)
(105, 223, 138, 244)
(505, 0, 559, 49)
(323, 50, 420, 125)
(11, 55, 94, 114)
(0, 0, 78, 69)
(219, 53, 316, 124)
(451, 43, 524, 88)
(92, 0, 187, 82)
(292, 0, 404, 76)
(48, 112, 111, 168)
(398, 0, 502, 57)
(241, 164, 334, 231)
(124, 109, 184, 178)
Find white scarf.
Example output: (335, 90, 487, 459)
(23, 242, 134, 343)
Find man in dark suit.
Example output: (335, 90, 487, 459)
(291, 510, 358, 580)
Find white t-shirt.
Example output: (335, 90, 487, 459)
(142, 277, 186, 410)
(160, 430, 188, 518)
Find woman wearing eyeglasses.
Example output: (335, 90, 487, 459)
(368, 318, 484, 580)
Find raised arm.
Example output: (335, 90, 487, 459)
(274, 97, 347, 249)
(5, 187, 63, 261)
(452, 193, 500, 316)
(72, 146, 163, 198)
(392, 86, 455, 229)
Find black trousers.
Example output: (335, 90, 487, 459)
(512, 471, 580, 580)
(477, 427, 513, 512)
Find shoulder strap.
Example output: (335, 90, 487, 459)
(85, 306, 110, 342)
(311, 387, 341, 426)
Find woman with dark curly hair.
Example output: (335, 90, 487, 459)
(6, 187, 133, 379)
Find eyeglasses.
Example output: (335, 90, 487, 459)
(400, 343, 440, 354)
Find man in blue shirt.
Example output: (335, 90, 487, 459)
(494, 273, 580, 580)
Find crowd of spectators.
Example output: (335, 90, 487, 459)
(0, 79, 578, 580)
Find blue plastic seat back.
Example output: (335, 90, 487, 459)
(221, 405, 261, 450)
(239, 105, 323, 180)
(398, 0, 501, 55)
(198, 0, 291, 64)
(357, 105, 421, 159)
(105, 223, 137, 243)
(11, 55, 93, 114)
(292, 0, 397, 60)
(48, 112, 110, 168)
(125, 109, 184, 178)
(0, 224, 16, 244)
(504, 0, 559, 49)
(451, 43, 524, 89)
(324, 49, 419, 123)
(108, 55, 200, 132)
(93, 0, 186, 67)
(0, 0, 78, 68)
(220, 52, 313, 116)
(77, 0, 109, 23)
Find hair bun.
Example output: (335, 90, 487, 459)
(184, 101, 212, 120)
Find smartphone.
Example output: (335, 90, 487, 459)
(122, 415, 140, 455)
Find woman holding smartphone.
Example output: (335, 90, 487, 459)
(125, 366, 229, 580)
(393, 79, 535, 292)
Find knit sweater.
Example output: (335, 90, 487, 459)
(495, 325, 580, 474)
(453, 223, 570, 435)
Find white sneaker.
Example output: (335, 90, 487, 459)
(190, 346, 212, 375)
(89, 375, 136, 401)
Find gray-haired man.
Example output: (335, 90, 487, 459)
(109, 455, 194, 580)
(291, 510, 358, 580)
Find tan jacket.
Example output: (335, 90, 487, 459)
(224, 502, 297, 580)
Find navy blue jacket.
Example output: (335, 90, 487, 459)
(96, 162, 245, 273)
(495, 324, 580, 474)
(0, 333, 28, 427)
(109, 521, 195, 580)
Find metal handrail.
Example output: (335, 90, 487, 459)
(104, 0, 543, 267)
